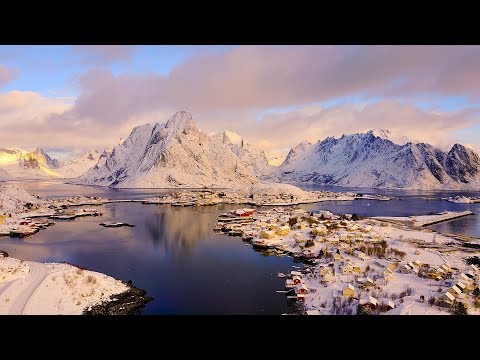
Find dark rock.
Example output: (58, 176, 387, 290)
(83, 282, 153, 315)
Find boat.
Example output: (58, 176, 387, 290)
(100, 222, 135, 228)
(277, 272, 286, 278)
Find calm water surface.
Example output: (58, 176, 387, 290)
(2, 180, 480, 314)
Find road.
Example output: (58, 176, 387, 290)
(7, 262, 50, 315)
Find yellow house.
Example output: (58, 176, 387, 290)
(260, 230, 276, 239)
(319, 267, 331, 276)
(0, 215, 6, 225)
(388, 263, 399, 270)
(342, 284, 357, 298)
(333, 253, 342, 262)
(275, 225, 290, 236)
(342, 265, 353, 275)
(353, 265, 362, 273)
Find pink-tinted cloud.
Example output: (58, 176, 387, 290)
(71, 45, 135, 65)
(207, 101, 480, 161)
(0, 65, 16, 87)
(52, 46, 480, 127)
(5, 46, 480, 159)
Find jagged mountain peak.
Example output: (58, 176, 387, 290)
(280, 132, 480, 190)
(164, 110, 194, 130)
(220, 130, 244, 146)
(75, 111, 259, 188)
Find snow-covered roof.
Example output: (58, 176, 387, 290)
(450, 285, 462, 295)
(443, 292, 455, 301)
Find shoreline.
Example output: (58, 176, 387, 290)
(0, 254, 152, 315)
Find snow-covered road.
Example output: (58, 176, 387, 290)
(7, 262, 49, 315)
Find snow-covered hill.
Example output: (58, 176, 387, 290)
(0, 147, 63, 179)
(280, 130, 480, 190)
(75, 111, 259, 188)
(0, 184, 42, 213)
(213, 130, 276, 179)
(58, 149, 101, 178)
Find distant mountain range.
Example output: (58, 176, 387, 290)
(2, 111, 479, 190)
(0, 147, 104, 180)
(279, 130, 480, 190)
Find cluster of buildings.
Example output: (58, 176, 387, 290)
(214, 206, 480, 315)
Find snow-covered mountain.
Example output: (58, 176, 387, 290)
(0, 168, 11, 182)
(0, 147, 63, 179)
(280, 130, 480, 190)
(213, 130, 276, 179)
(57, 149, 101, 178)
(76, 111, 258, 188)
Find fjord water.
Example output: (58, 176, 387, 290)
(2, 180, 480, 314)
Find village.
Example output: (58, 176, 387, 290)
(213, 206, 480, 315)
(0, 183, 392, 239)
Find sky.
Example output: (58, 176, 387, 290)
(1, 45, 480, 163)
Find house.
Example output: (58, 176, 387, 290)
(333, 253, 342, 262)
(353, 265, 362, 273)
(312, 225, 327, 236)
(358, 277, 375, 288)
(440, 292, 455, 306)
(260, 230, 276, 239)
(359, 296, 378, 310)
(291, 271, 303, 277)
(338, 231, 348, 241)
(447, 285, 462, 297)
(387, 300, 395, 310)
(455, 282, 466, 293)
(318, 267, 330, 276)
(342, 265, 353, 275)
(383, 268, 395, 280)
(413, 260, 423, 267)
(294, 233, 306, 243)
(275, 225, 290, 236)
(295, 283, 309, 294)
(296, 293, 306, 301)
(292, 275, 303, 285)
(354, 250, 366, 260)
(388, 263, 399, 270)
(322, 272, 336, 283)
(441, 264, 451, 273)
(361, 225, 373, 232)
(399, 264, 413, 274)
(329, 236, 340, 244)
(427, 269, 442, 281)
(470, 264, 479, 274)
(342, 284, 357, 298)
(459, 273, 472, 284)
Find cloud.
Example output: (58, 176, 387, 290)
(52, 46, 480, 124)
(70, 45, 135, 65)
(4, 46, 480, 159)
(239, 101, 480, 154)
(0, 65, 16, 87)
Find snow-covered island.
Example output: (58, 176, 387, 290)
(442, 196, 480, 204)
(214, 207, 480, 315)
(0, 254, 151, 315)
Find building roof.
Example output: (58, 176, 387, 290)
(443, 292, 455, 301)
(450, 285, 462, 295)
